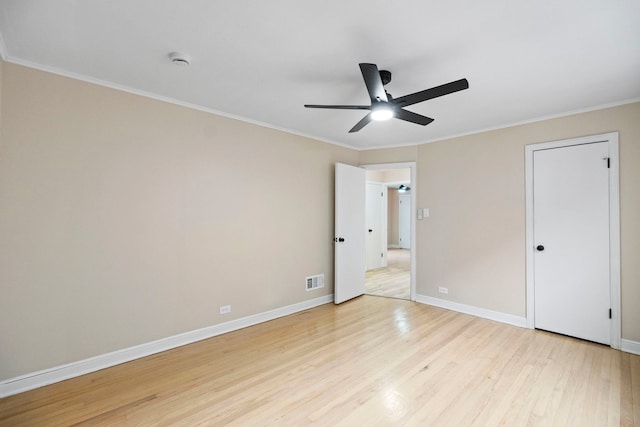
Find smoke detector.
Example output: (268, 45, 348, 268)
(168, 52, 191, 67)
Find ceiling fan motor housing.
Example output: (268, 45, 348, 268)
(379, 70, 391, 86)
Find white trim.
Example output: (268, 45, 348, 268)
(415, 294, 640, 355)
(621, 339, 640, 356)
(403, 99, 639, 148)
(608, 135, 621, 350)
(360, 162, 417, 302)
(0, 31, 8, 61)
(524, 132, 621, 349)
(415, 294, 527, 328)
(0, 294, 333, 398)
(4, 57, 637, 152)
(349, 98, 640, 150)
(1, 56, 354, 150)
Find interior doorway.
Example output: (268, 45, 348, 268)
(362, 163, 415, 301)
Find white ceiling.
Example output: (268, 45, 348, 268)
(0, 1, 638, 150)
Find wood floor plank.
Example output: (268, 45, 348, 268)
(365, 248, 410, 299)
(1, 296, 638, 426)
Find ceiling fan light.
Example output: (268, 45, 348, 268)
(371, 107, 394, 121)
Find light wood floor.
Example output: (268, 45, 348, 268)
(1, 296, 638, 426)
(365, 248, 410, 299)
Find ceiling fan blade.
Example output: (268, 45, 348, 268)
(348, 113, 372, 133)
(393, 78, 469, 107)
(359, 63, 388, 103)
(304, 104, 371, 110)
(394, 109, 434, 126)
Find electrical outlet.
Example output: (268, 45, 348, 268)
(438, 286, 448, 295)
(219, 305, 231, 314)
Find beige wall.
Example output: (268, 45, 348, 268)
(365, 169, 386, 182)
(387, 188, 399, 246)
(1, 58, 638, 382)
(0, 62, 358, 380)
(359, 145, 417, 165)
(378, 168, 410, 183)
(365, 168, 410, 184)
(410, 103, 640, 341)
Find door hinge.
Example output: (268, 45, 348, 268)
(609, 308, 612, 319)
(381, 252, 383, 258)
(605, 157, 610, 168)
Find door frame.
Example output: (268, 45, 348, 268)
(524, 132, 620, 349)
(360, 162, 417, 302)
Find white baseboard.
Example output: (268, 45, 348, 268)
(0, 294, 334, 398)
(415, 294, 527, 328)
(416, 295, 640, 355)
(621, 339, 640, 355)
(388, 244, 400, 249)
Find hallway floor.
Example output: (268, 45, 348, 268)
(365, 248, 410, 299)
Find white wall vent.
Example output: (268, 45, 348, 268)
(306, 274, 325, 291)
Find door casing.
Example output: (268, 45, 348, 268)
(524, 132, 620, 349)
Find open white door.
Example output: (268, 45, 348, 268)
(366, 182, 387, 271)
(398, 193, 411, 249)
(334, 163, 366, 304)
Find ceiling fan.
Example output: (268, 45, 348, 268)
(305, 63, 469, 133)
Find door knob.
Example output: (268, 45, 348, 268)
(536, 245, 545, 251)
(335, 237, 345, 242)
(368, 229, 373, 233)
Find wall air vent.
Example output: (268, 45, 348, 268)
(306, 274, 325, 291)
